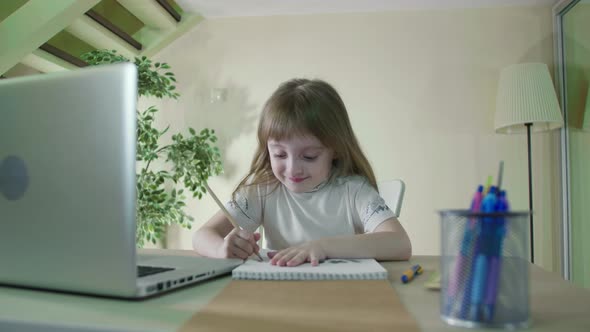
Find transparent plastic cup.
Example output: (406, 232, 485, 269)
(439, 210, 530, 329)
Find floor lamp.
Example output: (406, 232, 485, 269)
(494, 63, 564, 264)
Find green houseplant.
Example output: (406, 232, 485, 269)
(81, 50, 223, 247)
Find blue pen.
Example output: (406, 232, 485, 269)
(467, 186, 497, 321)
(458, 186, 494, 319)
(483, 190, 509, 321)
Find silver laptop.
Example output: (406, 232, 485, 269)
(0, 63, 242, 299)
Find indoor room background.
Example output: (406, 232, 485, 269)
(139, 4, 563, 273)
(0, 1, 569, 277)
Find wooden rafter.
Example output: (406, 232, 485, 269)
(85, 9, 142, 50)
(155, 0, 181, 22)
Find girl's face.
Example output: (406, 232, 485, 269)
(267, 134, 334, 193)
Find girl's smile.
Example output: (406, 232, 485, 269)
(268, 135, 334, 193)
(289, 177, 307, 183)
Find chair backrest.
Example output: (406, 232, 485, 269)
(377, 179, 405, 217)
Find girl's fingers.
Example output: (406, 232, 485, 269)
(309, 252, 321, 266)
(287, 252, 308, 267)
(236, 229, 255, 241)
(248, 236, 258, 248)
(276, 250, 299, 266)
(231, 242, 251, 259)
(233, 237, 255, 255)
(235, 230, 259, 253)
(269, 250, 288, 265)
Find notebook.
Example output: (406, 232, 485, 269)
(232, 256, 388, 281)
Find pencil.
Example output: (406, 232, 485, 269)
(204, 182, 264, 262)
(496, 160, 504, 191)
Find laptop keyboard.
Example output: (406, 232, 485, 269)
(137, 265, 175, 278)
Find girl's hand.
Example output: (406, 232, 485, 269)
(268, 241, 327, 267)
(217, 228, 260, 260)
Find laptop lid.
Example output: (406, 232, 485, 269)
(0, 63, 139, 297)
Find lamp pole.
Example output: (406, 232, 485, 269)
(526, 122, 534, 264)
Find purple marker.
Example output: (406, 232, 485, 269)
(446, 185, 483, 316)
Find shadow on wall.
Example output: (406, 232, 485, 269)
(154, 21, 261, 181)
(183, 78, 259, 179)
(163, 80, 259, 249)
(153, 25, 262, 249)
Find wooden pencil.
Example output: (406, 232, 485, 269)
(204, 182, 264, 262)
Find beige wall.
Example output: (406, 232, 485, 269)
(146, 6, 561, 271)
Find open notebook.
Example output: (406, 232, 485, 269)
(232, 255, 388, 281)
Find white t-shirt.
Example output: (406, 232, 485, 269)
(225, 175, 396, 250)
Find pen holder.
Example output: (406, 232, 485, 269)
(438, 210, 530, 329)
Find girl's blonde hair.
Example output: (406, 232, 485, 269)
(233, 78, 377, 198)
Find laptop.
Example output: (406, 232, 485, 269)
(0, 63, 242, 299)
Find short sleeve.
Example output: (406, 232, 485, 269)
(353, 179, 396, 233)
(224, 184, 263, 233)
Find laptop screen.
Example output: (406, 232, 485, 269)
(0, 63, 141, 296)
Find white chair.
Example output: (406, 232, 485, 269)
(377, 179, 405, 217)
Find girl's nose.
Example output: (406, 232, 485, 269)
(287, 158, 304, 175)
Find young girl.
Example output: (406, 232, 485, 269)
(193, 78, 411, 266)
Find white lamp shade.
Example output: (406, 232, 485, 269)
(495, 63, 564, 134)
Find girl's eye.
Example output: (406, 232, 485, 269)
(273, 154, 287, 159)
(303, 156, 318, 161)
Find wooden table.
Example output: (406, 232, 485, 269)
(1, 252, 589, 331)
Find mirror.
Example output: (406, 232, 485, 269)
(555, 0, 590, 288)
